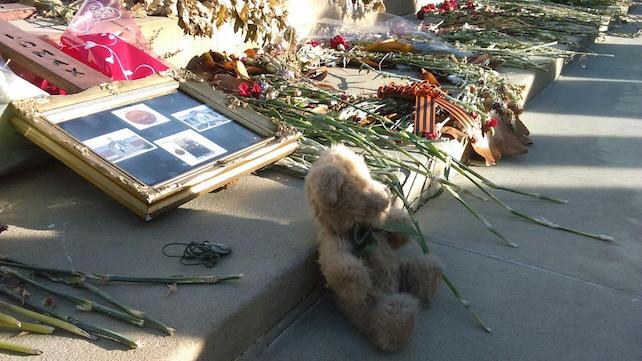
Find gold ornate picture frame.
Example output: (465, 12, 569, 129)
(8, 72, 300, 220)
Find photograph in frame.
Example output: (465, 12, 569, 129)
(111, 103, 172, 130)
(171, 104, 232, 132)
(155, 129, 227, 166)
(83, 128, 157, 163)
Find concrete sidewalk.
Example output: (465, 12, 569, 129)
(252, 7, 642, 361)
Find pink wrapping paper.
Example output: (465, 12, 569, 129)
(61, 0, 169, 81)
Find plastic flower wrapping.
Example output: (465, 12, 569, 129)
(302, 13, 469, 58)
(60, 0, 169, 81)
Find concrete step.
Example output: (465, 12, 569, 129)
(0, 164, 321, 361)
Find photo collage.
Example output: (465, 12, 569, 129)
(82, 103, 230, 166)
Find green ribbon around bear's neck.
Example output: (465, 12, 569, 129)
(350, 221, 421, 258)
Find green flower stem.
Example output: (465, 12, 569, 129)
(1, 267, 145, 327)
(0, 321, 54, 334)
(75, 281, 176, 336)
(0, 299, 92, 339)
(441, 274, 493, 333)
(0, 341, 43, 355)
(0, 311, 21, 327)
(0, 286, 139, 349)
(449, 158, 568, 204)
(0, 259, 83, 278)
(385, 162, 493, 332)
(0, 258, 242, 285)
(444, 185, 519, 248)
(96, 274, 243, 284)
(451, 163, 614, 242)
(72, 281, 144, 318)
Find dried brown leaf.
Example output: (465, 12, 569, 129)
(235, 61, 251, 80)
(421, 69, 440, 86)
(489, 119, 529, 157)
(210, 73, 250, 92)
(441, 126, 466, 140)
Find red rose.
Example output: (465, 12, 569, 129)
(238, 82, 251, 97)
(309, 40, 321, 47)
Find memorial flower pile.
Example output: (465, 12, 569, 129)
(186, 40, 613, 332)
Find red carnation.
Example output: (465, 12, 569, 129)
(251, 82, 263, 97)
(425, 131, 438, 140)
(486, 118, 498, 128)
(330, 35, 350, 50)
(416, 3, 436, 19)
(439, 0, 458, 12)
(238, 82, 251, 97)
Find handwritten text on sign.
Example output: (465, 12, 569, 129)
(0, 20, 110, 93)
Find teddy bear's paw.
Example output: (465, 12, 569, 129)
(384, 208, 413, 249)
(402, 254, 443, 307)
(368, 293, 419, 352)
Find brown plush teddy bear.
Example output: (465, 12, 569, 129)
(305, 145, 443, 351)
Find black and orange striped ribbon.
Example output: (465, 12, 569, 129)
(414, 94, 475, 137)
(414, 95, 436, 136)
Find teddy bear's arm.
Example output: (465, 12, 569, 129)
(318, 236, 372, 304)
(384, 208, 413, 249)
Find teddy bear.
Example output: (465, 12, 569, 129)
(305, 145, 443, 351)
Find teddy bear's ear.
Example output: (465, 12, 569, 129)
(309, 164, 345, 207)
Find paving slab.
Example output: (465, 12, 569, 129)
(254, 241, 642, 361)
(0, 164, 320, 361)
(420, 15, 642, 296)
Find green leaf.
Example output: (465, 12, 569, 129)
(378, 221, 422, 238)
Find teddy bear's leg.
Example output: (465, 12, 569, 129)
(365, 293, 419, 352)
(401, 254, 443, 307)
(318, 231, 374, 304)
